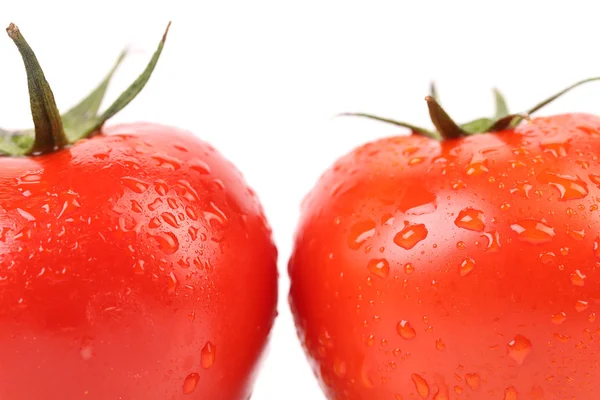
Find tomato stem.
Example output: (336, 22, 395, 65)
(0, 22, 170, 157)
(6, 23, 68, 154)
(425, 96, 468, 140)
(340, 77, 600, 140)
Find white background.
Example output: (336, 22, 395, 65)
(2, 1, 600, 399)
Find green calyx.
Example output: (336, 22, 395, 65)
(341, 77, 600, 141)
(0, 22, 171, 156)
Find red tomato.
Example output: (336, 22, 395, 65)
(289, 88, 600, 399)
(0, 124, 278, 400)
(0, 23, 277, 400)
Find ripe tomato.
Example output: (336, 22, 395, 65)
(0, 24, 277, 399)
(289, 84, 600, 399)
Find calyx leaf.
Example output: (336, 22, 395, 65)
(340, 77, 600, 140)
(0, 22, 170, 156)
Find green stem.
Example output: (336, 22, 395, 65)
(6, 23, 68, 154)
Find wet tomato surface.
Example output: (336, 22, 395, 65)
(289, 114, 600, 399)
(0, 123, 278, 400)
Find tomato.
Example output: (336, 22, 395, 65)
(0, 24, 277, 399)
(289, 83, 600, 399)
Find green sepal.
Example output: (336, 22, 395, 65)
(338, 112, 441, 140)
(460, 117, 494, 135)
(61, 50, 127, 142)
(425, 96, 468, 139)
(0, 128, 33, 155)
(0, 22, 170, 157)
(339, 76, 600, 141)
(493, 88, 509, 118)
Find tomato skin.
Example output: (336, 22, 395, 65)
(0, 123, 277, 400)
(289, 114, 600, 399)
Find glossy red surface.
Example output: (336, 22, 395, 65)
(290, 114, 600, 399)
(0, 123, 278, 400)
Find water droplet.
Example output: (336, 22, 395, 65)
(456, 241, 466, 250)
(167, 198, 179, 209)
(80, 336, 94, 360)
(167, 272, 178, 293)
(397, 320, 416, 340)
(508, 334, 532, 365)
(16, 208, 35, 221)
(176, 180, 200, 202)
(201, 341, 216, 369)
(93, 152, 110, 160)
(154, 180, 168, 196)
(411, 373, 430, 399)
(203, 202, 228, 228)
(183, 372, 200, 394)
(152, 232, 179, 254)
(567, 228, 585, 241)
(368, 259, 390, 279)
(510, 219, 555, 244)
(185, 206, 198, 221)
(540, 141, 570, 158)
(14, 227, 32, 241)
(510, 182, 533, 198)
(577, 160, 590, 169)
(398, 188, 437, 215)
(152, 153, 182, 170)
(17, 172, 41, 184)
(589, 313, 596, 322)
(537, 171, 588, 200)
(131, 200, 143, 213)
(188, 226, 198, 241)
(408, 156, 424, 165)
(148, 217, 161, 229)
(365, 335, 375, 347)
(121, 177, 149, 194)
(500, 202, 511, 212)
(133, 259, 145, 275)
(589, 174, 600, 188)
(161, 212, 180, 228)
(148, 198, 163, 211)
(459, 257, 475, 277)
(436, 338, 446, 351)
(404, 263, 415, 275)
(454, 208, 485, 232)
(539, 251, 556, 265)
(333, 359, 347, 378)
(504, 386, 518, 400)
(348, 220, 376, 250)
(173, 144, 188, 153)
(452, 180, 466, 190)
(570, 270, 586, 287)
(465, 155, 489, 176)
(190, 160, 211, 174)
(465, 373, 480, 391)
(594, 237, 600, 259)
(575, 300, 589, 312)
(554, 332, 570, 343)
(551, 312, 566, 325)
(481, 231, 501, 251)
(394, 222, 428, 250)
